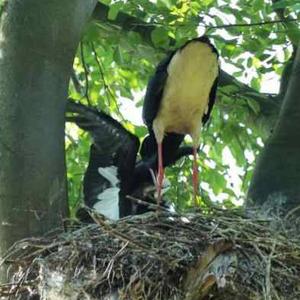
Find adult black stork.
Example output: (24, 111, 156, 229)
(143, 36, 219, 205)
(67, 100, 193, 222)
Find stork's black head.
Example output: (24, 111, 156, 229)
(179, 35, 219, 57)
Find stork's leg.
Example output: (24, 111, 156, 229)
(157, 142, 164, 208)
(192, 146, 199, 206)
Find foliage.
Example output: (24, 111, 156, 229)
(66, 0, 299, 214)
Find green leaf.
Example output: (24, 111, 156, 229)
(211, 172, 226, 194)
(157, 0, 172, 9)
(247, 99, 260, 115)
(253, 0, 264, 11)
(285, 23, 300, 45)
(113, 46, 124, 64)
(232, 70, 243, 77)
(108, 2, 123, 20)
(151, 27, 170, 48)
(272, 0, 297, 9)
(134, 126, 148, 138)
(250, 77, 261, 91)
(292, 3, 300, 11)
(247, 57, 252, 68)
(83, 22, 101, 41)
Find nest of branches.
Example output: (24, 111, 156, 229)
(1, 207, 300, 300)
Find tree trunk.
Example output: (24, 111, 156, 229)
(0, 0, 97, 281)
(247, 43, 300, 212)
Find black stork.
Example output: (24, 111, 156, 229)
(67, 100, 193, 222)
(67, 100, 138, 220)
(143, 36, 219, 205)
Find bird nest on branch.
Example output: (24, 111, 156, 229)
(1, 208, 300, 300)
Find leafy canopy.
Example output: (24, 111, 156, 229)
(66, 0, 299, 213)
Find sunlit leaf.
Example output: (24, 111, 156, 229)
(113, 46, 124, 64)
(151, 27, 170, 48)
(108, 2, 123, 20)
(250, 77, 261, 91)
(247, 99, 260, 115)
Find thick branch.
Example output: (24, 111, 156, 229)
(92, 3, 154, 46)
(247, 41, 300, 210)
(218, 71, 279, 117)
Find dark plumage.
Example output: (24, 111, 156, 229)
(67, 101, 139, 219)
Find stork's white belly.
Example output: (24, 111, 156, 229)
(93, 166, 120, 220)
(153, 41, 218, 144)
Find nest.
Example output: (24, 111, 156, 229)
(1, 207, 300, 300)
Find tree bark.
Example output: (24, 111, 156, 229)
(247, 42, 300, 212)
(0, 0, 97, 281)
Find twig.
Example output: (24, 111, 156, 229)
(126, 195, 172, 213)
(70, 69, 83, 94)
(80, 42, 92, 106)
(88, 208, 179, 269)
(132, 17, 299, 30)
(90, 42, 112, 106)
(206, 18, 299, 30)
(89, 42, 124, 120)
(265, 242, 276, 300)
(2, 208, 300, 299)
(284, 205, 300, 221)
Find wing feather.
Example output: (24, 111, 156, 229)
(142, 52, 175, 127)
(67, 100, 140, 209)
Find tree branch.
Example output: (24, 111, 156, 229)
(127, 17, 299, 30)
(70, 69, 83, 94)
(80, 42, 92, 106)
(207, 17, 299, 30)
(92, 3, 155, 46)
(247, 41, 300, 209)
(271, 0, 299, 99)
(272, 0, 300, 47)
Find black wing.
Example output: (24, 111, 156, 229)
(66, 100, 140, 210)
(202, 75, 219, 125)
(200, 36, 219, 125)
(125, 144, 193, 217)
(67, 100, 139, 155)
(142, 51, 176, 128)
(140, 130, 184, 166)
